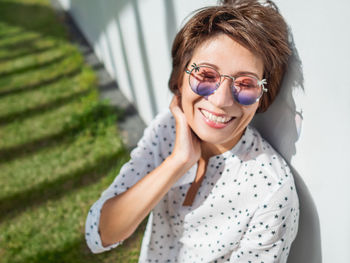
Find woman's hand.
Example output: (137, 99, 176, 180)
(169, 95, 201, 169)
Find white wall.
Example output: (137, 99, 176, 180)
(57, 0, 350, 262)
(275, 1, 350, 262)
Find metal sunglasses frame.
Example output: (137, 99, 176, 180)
(185, 63, 268, 104)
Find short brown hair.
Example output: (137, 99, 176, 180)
(168, 0, 291, 112)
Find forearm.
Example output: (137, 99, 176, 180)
(99, 154, 191, 247)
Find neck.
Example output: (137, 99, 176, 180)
(200, 129, 244, 159)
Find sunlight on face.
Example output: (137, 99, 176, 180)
(180, 34, 264, 157)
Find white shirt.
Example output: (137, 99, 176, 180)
(85, 109, 299, 263)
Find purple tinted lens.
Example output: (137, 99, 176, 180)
(189, 66, 219, 96)
(233, 90, 257, 105)
(233, 76, 261, 105)
(194, 82, 217, 96)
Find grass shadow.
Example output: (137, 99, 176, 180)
(16, 218, 148, 263)
(0, 1, 146, 262)
(0, 52, 71, 78)
(0, 88, 90, 126)
(0, 67, 81, 97)
(0, 28, 24, 39)
(0, 1, 66, 40)
(0, 43, 58, 62)
(0, 34, 43, 49)
(0, 149, 128, 223)
(0, 102, 124, 165)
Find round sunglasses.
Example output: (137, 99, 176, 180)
(185, 63, 268, 106)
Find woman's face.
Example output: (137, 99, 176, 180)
(180, 34, 264, 155)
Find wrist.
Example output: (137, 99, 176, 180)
(167, 153, 195, 172)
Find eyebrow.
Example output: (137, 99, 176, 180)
(198, 62, 261, 79)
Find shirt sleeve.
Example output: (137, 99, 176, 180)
(85, 112, 167, 253)
(229, 178, 300, 263)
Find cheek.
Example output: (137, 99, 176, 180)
(180, 88, 191, 115)
(180, 89, 203, 124)
(178, 72, 188, 96)
(181, 91, 194, 115)
(178, 75, 189, 107)
(240, 103, 259, 119)
(180, 77, 193, 106)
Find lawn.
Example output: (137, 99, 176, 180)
(0, 0, 146, 262)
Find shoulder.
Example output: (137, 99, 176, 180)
(241, 126, 293, 184)
(149, 108, 175, 144)
(139, 109, 174, 139)
(150, 108, 175, 133)
(236, 126, 298, 206)
(236, 127, 299, 221)
(135, 109, 176, 159)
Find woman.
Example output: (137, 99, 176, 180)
(86, 0, 299, 262)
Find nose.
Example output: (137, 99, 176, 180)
(207, 76, 235, 108)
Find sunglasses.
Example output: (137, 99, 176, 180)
(185, 63, 268, 106)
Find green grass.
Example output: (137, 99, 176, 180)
(0, 0, 146, 262)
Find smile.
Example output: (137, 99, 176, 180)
(199, 109, 234, 128)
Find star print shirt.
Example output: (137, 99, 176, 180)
(85, 109, 299, 263)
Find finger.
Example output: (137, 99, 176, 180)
(169, 95, 182, 116)
(169, 94, 181, 108)
(169, 95, 177, 110)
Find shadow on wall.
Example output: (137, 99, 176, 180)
(251, 29, 322, 263)
(64, 0, 178, 121)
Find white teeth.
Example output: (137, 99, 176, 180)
(201, 109, 232, 123)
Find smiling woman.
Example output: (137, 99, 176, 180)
(85, 0, 299, 262)
(180, 35, 264, 157)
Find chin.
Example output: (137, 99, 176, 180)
(194, 128, 234, 145)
